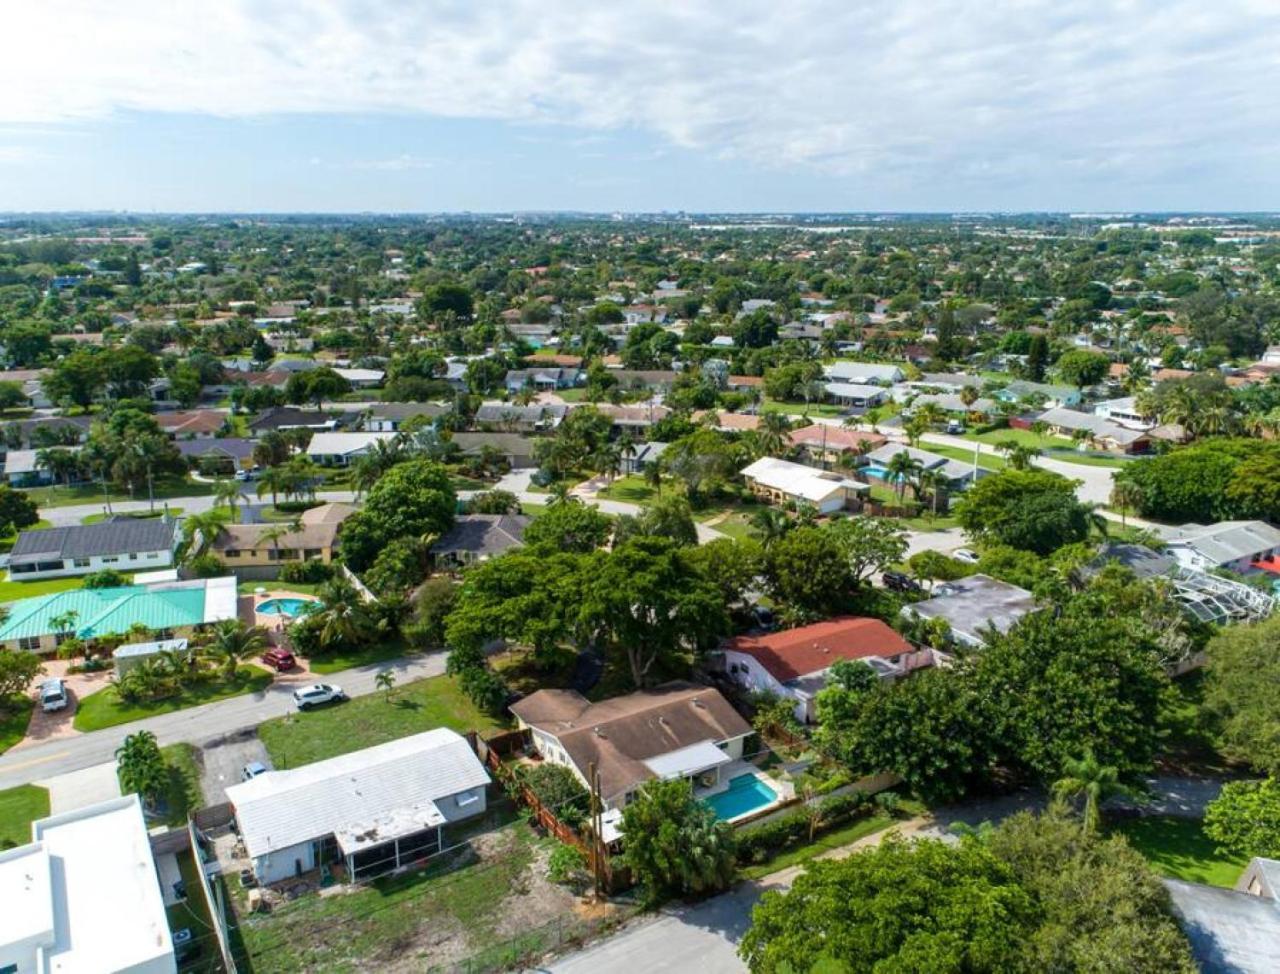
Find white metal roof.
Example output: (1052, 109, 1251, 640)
(643, 740, 732, 780)
(740, 457, 868, 503)
(226, 728, 490, 860)
(305, 431, 397, 456)
(1169, 520, 1280, 565)
(113, 637, 188, 659)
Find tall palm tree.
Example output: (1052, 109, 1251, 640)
(1110, 480, 1144, 529)
(259, 520, 300, 566)
(256, 466, 288, 509)
(116, 731, 168, 811)
(757, 412, 791, 457)
(1052, 749, 1139, 833)
(594, 443, 623, 484)
(916, 469, 947, 517)
(749, 507, 791, 548)
(36, 447, 80, 495)
(997, 440, 1042, 471)
(202, 620, 268, 680)
(885, 451, 922, 504)
(182, 511, 226, 561)
(212, 478, 242, 522)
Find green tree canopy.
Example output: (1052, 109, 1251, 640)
(339, 459, 456, 571)
(620, 778, 737, 903)
(954, 468, 1093, 555)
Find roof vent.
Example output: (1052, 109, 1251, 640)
(593, 726, 606, 738)
(691, 698, 705, 709)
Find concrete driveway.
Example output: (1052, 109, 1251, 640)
(198, 730, 272, 805)
(38, 761, 121, 814)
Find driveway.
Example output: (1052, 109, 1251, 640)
(13, 660, 114, 752)
(38, 760, 121, 814)
(199, 729, 272, 805)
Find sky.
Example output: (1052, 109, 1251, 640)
(2, 0, 1280, 213)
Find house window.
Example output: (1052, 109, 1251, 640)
(456, 789, 480, 807)
(18, 636, 41, 651)
(146, 552, 160, 559)
(278, 549, 299, 560)
(129, 552, 139, 559)
(54, 632, 73, 646)
(101, 556, 119, 564)
(72, 558, 90, 568)
(304, 548, 322, 560)
(225, 549, 241, 558)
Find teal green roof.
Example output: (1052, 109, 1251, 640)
(0, 584, 208, 641)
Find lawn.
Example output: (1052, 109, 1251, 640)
(120, 743, 204, 828)
(0, 696, 34, 755)
(82, 507, 183, 525)
(964, 427, 1064, 451)
(306, 638, 415, 675)
(236, 580, 324, 596)
(257, 674, 508, 768)
(74, 666, 274, 732)
(921, 442, 1006, 472)
(596, 474, 658, 504)
(705, 514, 759, 541)
(0, 783, 50, 847)
(0, 574, 89, 603)
(166, 848, 218, 964)
(761, 398, 849, 419)
(230, 813, 542, 973)
(520, 501, 548, 515)
(1159, 671, 1232, 775)
(21, 477, 215, 508)
(1111, 815, 1248, 888)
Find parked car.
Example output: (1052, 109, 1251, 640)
(260, 647, 296, 672)
(953, 548, 980, 564)
(293, 683, 346, 710)
(750, 604, 775, 630)
(39, 678, 68, 713)
(946, 419, 965, 434)
(241, 761, 269, 781)
(233, 466, 260, 482)
(882, 570, 922, 593)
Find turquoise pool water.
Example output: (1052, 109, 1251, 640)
(704, 773, 778, 820)
(862, 462, 891, 479)
(257, 597, 320, 618)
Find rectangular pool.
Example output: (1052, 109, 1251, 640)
(703, 773, 779, 821)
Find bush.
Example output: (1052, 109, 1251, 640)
(519, 763, 590, 827)
(459, 664, 509, 715)
(736, 789, 873, 864)
(186, 554, 225, 578)
(275, 500, 320, 514)
(279, 560, 333, 584)
(82, 568, 128, 589)
(547, 843, 589, 886)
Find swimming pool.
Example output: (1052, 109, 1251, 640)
(257, 597, 320, 618)
(703, 773, 779, 821)
(862, 463, 891, 479)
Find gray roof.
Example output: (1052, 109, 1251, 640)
(1083, 543, 1174, 580)
(864, 444, 978, 483)
(431, 514, 530, 557)
(366, 402, 450, 422)
(1166, 878, 1280, 973)
(248, 407, 358, 433)
(473, 402, 566, 426)
(905, 574, 1036, 644)
(10, 519, 176, 565)
(1169, 521, 1280, 565)
(919, 372, 984, 389)
(1037, 407, 1148, 446)
(176, 438, 256, 461)
(451, 432, 536, 459)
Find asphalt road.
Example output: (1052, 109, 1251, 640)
(0, 651, 447, 791)
(40, 489, 360, 527)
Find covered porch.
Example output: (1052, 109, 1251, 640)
(335, 802, 447, 883)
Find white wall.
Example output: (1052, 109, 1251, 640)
(723, 650, 808, 722)
(8, 547, 174, 581)
(253, 841, 317, 885)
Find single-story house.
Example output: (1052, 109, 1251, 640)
(787, 425, 887, 466)
(154, 409, 225, 440)
(620, 441, 668, 475)
(503, 367, 582, 393)
(113, 637, 189, 676)
(592, 403, 672, 431)
(430, 514, 530, 566)
(225, 729, 491, 886)
(209, 503, 357, 575)
(177, 437, 256, 472)
(1035, 407, 1151, 454)
(1167, 520, 1280, 574)
(863, 444, 983, 490)
(0, 795, 175, 974)
(511, 683, 753, 809)
(306, 431, 398, 466)
(996, 381, 1082, 408)
(363, 402, 450, 432)
(905, 392, 999, 417)
(824, 362, 904, 385)
(721, 617, 924, 722)
(740, 457, 869, 513)
(918, 372, 984, 391)
(1166, 873, 1280, 973)
(473, 402, 566, 433)
(901, 574, 1036, 648)
(0, 575, 240, 654)
(610, 370, 679, 392)
(450, 432, 537, 469)
(334, 367, 385, 388)
(1092, 396, 1152, 429)
(248, 407, 357, 436)
(8, 518, 179, 581)
(3, 449, 72, 487)
(823, 381, 890, 408)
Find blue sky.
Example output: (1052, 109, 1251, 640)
(2, 1, 1279, 213)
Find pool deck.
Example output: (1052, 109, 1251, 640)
(696, 761, 794, 824)
(244, 589, 322, 642)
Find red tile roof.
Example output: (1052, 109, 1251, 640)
(722, 617, 913, 682)
(788, 425, 887, 452)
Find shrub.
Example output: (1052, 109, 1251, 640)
(280, 560, 333, 584)
(459, 665, 509, 715)
(547, 843, 589, 886)
(186, 554, 226, 578)
(82, 568, 128, 589)
(275, 500, 320, 514)
(519, 763, 590, 827)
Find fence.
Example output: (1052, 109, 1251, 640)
(187, 818, 238, 974)
(339, 563, 377, 603)
(193, 802, 235, 831)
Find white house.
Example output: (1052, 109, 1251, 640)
(225, 729, 491, 886)
(1093, 396, 1152, 429)
(824, 361, 904, 385)
(510, 684, 752, 809)
(740, 457, 869, 514)
(334, 367, 385, 388)
(1166, 521, 1280, 574)
(0, 794, 175, 974)
(306, 431, 397, 466)
(720, 617, 927, 722)
(823, 381, 890, 408)
(7, 518, 179, 580)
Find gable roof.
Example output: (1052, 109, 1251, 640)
(154, 410, 225, 436)
(430, 515, 530, 558)
(788, 424, 887, 453)
(722, 617, 912, 682)
(10, 519, 176, 566)
(741, 457, 868, 502)
(1169, 521, 1280, 564)
(225, 728, 491, 860)
(510, 683, 750, 803)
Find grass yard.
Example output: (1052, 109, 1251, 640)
(74, 666, 274, 732)
(922, 442, 1007, 472)
(553, 386, 589, 402)
(82, 507, 183, 525)
(0, 783, 50, 847)
(0, 574, 89, 603)
(258, 674, 508, 767)
(450, 474, 492, 491)
(705, 514, 759, 540)
(166, 848, 218, 965)
(305, 638, 414, 675)
(520, 501, 548, 515)
(122, 743, 204, 828)
(1159, 671, 1232, 775)
(964, 426, 1064, 451)
(236, 580, 324, 596)
(230, 813, 569, 973)
(22, 477, 215, 508)
(0, 696, 35, 755)
(761, 398, 849, 419)
(597, 474, 659, 504)
(1111, 815, 1247, 888)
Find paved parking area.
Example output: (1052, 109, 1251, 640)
(199, 729, 272, 805)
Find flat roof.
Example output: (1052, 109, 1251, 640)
(906, 574, 1036, 643)
(643, 740, 731, 780)
(29, 795, 174, 973)
(0, 842, 54, 955)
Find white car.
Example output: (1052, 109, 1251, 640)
(292, 683, 346, 711)
(952, 548, 980, 565)
(39, 678, 69, 713)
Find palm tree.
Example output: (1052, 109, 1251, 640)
(116, 731, 168, 811)
(36, 447, 80, 495)
(212, 478, 242, 522)
(259, 520, 300, 566)
(547, 481, 571, 506)
(202, 620, 268, 680)
(916, 469, 947, 518)
(375, 669, 397, 702)
(749, 507, 791, 548)
(350, 454, 382, 499)
(318, 598, 376, 651)
(1052, 749, 1139, 833)
(594, 443, 623, 484)
(256, 466, 288, 509)
(1110, 480, 1144, 529)
(997, 440, 1042, 471)
(885, 451, 922, 504)
(643, 457, 664, 495)
(757, 412, 792, 457)
(182, 511, 226, 560)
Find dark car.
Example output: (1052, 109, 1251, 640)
(882, 570, 922, 594)
(261, 648, 296, 672)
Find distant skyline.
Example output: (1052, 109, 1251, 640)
(3, 1, 1280, 213)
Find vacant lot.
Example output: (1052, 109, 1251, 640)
(230, 815, 606, 973)
(1111, 815, 1248, 888)
(257, 674, 507, 768)
(74, 666, 274, 732)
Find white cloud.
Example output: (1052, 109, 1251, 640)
(4, 1, 1280, 193)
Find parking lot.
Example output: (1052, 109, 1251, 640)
(198, 729, 272, 805)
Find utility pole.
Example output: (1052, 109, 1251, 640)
(587, 761, 604, 898)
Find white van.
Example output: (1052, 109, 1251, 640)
(40, 678, 69, 713)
